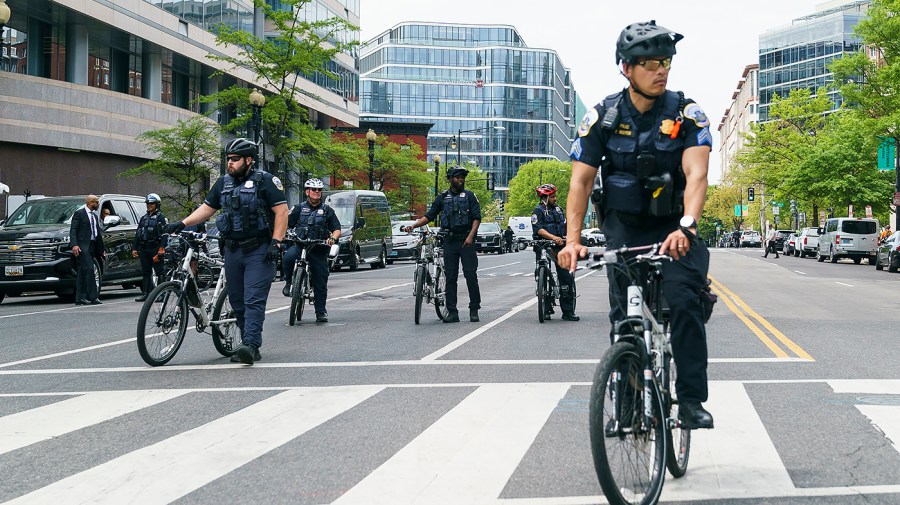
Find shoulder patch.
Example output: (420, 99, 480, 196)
(569, 138, 583, 160)
(577, 109, 600, 137)
(531, 214, 538, 224)
(697, 127, 713, 147)
(271, 176, 284, 191)
(683, 103, 710, 128)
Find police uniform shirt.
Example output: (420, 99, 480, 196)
(424, 189, 482, 231)
(531, 203, 566, 239)
(288, 201, 341, 239)
(134, 210, 167, 250)
(204, 170, 287, 240)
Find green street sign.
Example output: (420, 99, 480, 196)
(878, 138, 896, 171)
(734, 204, 741, 217)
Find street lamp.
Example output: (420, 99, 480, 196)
(366, 128, 377, 190)
(446, 136, 457, 166)
(248, 89, 265, 146)
(432, 154, 441, 197)
(0, 0, 11, 73)
(457, 125, 505, 164)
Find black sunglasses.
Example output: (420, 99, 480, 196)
(226, 155, 243, 162)
(307, 188, 323, 192)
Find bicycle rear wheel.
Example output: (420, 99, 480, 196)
(537, 266, 548, 323)
(136, 281, 188, 366)
(414, 265, 426, 324)
(433, 265, 450, 321)
(211, 287, 239, 357)
(589, 341, 667, 505)
(664, 352, 691, 478)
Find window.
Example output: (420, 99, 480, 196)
(110, 200, 137, 225)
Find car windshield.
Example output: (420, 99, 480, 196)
(478, 223, 500, 233)
(4, 198, 84, 227)
(324, 195, 356, 226)
(841, 221, 876, 234)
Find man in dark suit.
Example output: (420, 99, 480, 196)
(70, 195, 106, 305)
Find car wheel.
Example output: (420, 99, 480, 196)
(816, 249, 825, 262)
(0, 291, 4, 304)
(349, 246, 360, 271)
(829, 248, 838, 263)
(876, 254, 884, 270)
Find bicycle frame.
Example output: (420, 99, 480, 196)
(534, 241, 561, 300)
(161, 233, 231, 332)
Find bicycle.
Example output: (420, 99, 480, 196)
(412, 229, 449, 323)
(586, 242, 690, 505)
(532, 239, 576, 323)
(286, 233, 335, 326)
(136, 232, 239, 366)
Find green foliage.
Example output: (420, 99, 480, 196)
(120, 116, 221, 215)
(506, 159, 573, 218)
(703, 184, 744, 231)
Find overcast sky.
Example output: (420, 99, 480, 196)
(359, 0, 830, 183)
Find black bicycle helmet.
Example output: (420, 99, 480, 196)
(225, 138, 258, 158)
(446, 166, 469, 180)
(615, 20, 683, 65)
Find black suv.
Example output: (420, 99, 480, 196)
(0, 194, 146, 303)
(475, 222, 506, 254)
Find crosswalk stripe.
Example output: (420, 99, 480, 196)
(5, 386, 383, 505)
(856, 405, 900, 456)
(664, 381, 793, 499)
(0, 389, 189, 455)
(333, 383, 571, 505)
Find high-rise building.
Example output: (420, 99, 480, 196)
(718, 64, 759, 179)
(359, 22, 578, 187)
(758, 0, 868, 122)
(0, 0, 359, 212)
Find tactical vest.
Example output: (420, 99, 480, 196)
(138, 212, 164, 245)
(294, 202, 328, 241)
(439, 190, 472, 232)
(215, 170, 270, 239)
(534, 204, 566, 237)
(598, 90, 686, 221)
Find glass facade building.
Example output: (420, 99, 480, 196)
(359, 23, 578, 186)
(758, 1, 868, 122)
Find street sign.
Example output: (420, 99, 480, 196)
(742, 204, 748, 217)
(878, 138, 896, 171)
(494, 216, 502, 221)
(865, 205, 873, 218)
(772, 205, 780, 215)
(734, 204, 741, 217)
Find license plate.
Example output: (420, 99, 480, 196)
(389, 251, 398, 256)
(5, 265, 24, 276)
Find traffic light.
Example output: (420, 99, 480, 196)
(487, 173, 495, 191)
(748, 187, 755, 201)
(790, 199, 798, 213)
(499, 202, 504, 212)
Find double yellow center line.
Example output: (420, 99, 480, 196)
(708, 275, 814, 361)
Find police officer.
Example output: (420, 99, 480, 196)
(282, 178, 341, 322)
(165, 138, 288, 365)
(532, 184, 579, 321)
(132, 193, 168, 302)
(558, 21, 714, 429)
(504, 226, 514, 253)
(402, 166, 482, 323)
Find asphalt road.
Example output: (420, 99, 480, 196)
(1, 246, 899, 504)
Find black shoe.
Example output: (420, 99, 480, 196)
(232, 344, 260, 365)
(90, 299, 102, 305)
(562, 312, 580, 321)
(547, 306, 555, 315)
(678, 401, 714, 429)
(282, 283, 291, 297)
(135, 294, 148, 302)
(75, 299, 88, 306)
(443, 311, 460, 323)
(316, 313, 328, 323)
(469, 309, 479, 322)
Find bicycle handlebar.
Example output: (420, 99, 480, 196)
(586, 243, 673, 270)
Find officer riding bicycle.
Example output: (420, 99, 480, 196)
(531, 184, 579, 321)
(558, 20, 714, 429)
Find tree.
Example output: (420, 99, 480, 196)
(120, 116, 221, 215)
(204, 0, 359, 190)
(703, 184, 744, 231)
(506, 159, 573, 219)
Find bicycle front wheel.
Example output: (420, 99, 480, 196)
(414, 265, 426, 324)
(589, 341, 667, 505)
(433, 265, 450, 321)
(664, 352, 691, 478)
(537, 266, 548, 323)
(136, 281, 188, 366)
(211, 287, 240, 357)
(289, 269, 306, 326)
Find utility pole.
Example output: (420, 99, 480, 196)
(759, 181, 766, 233)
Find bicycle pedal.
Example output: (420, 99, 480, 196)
(667, 417, 682, 429)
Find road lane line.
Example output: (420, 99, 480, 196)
(332, 383, 570, 505)
(480, 261, 521, 271)
(794, 270, 806, 275)
(420, 271, 596, 361)
(708, 282, 789, 358)
(709, 275, 814, 361)
(0, 299, 133, 320)
(4, 386, 383, 505)
(0, 390, 189, 455)
(835, 281, 854, 287)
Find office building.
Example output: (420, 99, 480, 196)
(718, 64, 759, 179)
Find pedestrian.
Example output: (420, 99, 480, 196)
(504, 225, 514, 253)
(763, 226, 780, 258)
(281, 178, 341, 322)
(132, 193, 168, 301)
(879, 224, 891, 244)
(165, 138, 288, 365)
(402, 166, 482, 323)
(69, 195, 105, 306)
(532, 184, 579, 321)
(558, 20, 714, 430)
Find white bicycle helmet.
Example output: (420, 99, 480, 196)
(304, 178, 325, 189)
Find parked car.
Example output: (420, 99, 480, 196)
(389, 221, 421, 263)
(740, 230, 761, 248)
(475, 222, 505, 254)
(323, 190, 392, 270)
(773, 229, 794, 252)
(783, 232, 798, 255)
(795, 227, 820, 257)
(874, 230, 900, 272)
(816, 217, 879, 264)
(507, 216, 532, 251)
(582, 228, 607, 246)
(0, 194, 146, 304)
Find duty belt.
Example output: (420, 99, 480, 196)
(223, 237, 267, 252)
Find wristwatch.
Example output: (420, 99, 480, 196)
(679, 215, 697, 229)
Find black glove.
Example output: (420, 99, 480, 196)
(266, 239, 282, 262)
(165, 221, 186, 234)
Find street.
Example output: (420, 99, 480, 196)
(1, 247, 899, 505)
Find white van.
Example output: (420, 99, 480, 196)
(816, 217, 879, 264)
(507, 216, 533, 251)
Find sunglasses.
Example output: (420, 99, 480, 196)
(307, 188, 323, 192)
(636, 58, 672, 71)
(226, 155, 243, 162)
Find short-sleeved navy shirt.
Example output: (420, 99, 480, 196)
(204, 169, 287, 240)
(288, 201, 341, 234)
(424, 189, 482, 226)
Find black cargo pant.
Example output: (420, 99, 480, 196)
(442, 237, 481, 313)
(138, 245, 165, 295)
